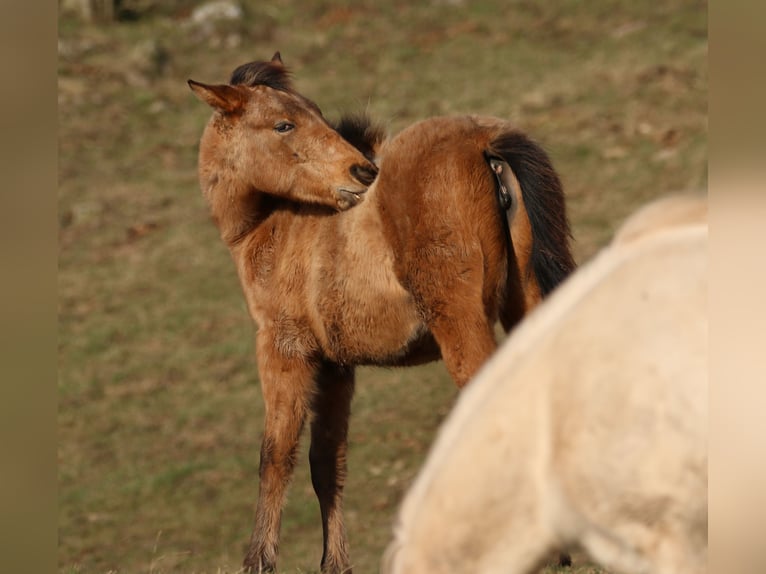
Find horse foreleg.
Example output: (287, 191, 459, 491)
(309, 362, 355, 574)
(243, 337, 317, 573)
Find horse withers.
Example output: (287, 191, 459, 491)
(189, 53, 574, 573)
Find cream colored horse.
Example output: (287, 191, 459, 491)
(383, 195, 708, 574)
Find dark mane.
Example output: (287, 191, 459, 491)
(230, 60, 293, 91)
(489, 132, 576, 295)
(332, 112, 387, 164)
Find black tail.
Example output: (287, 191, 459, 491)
(488, 131, 576, 297)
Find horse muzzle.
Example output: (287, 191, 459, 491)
(335, 186, 367, 211)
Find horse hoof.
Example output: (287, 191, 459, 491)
(557, 551, 572, 567)
(243, 553, 276, 573)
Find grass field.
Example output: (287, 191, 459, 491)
(58, 1, 707, 572)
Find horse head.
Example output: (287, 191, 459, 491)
(189, 53, 378, 212)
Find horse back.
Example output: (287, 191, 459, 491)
(373, 116, 518, 319)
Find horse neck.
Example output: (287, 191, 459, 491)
(203, 171, 269, 248)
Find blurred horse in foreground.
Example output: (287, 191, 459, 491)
(384, 195, 708, 574)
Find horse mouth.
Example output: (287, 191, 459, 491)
(336, 187, 367, 211)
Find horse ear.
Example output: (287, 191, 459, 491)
(188, 80, 245, 113)
(271, 51, 283, 65)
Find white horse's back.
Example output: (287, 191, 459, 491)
(384, 195, 708, 574)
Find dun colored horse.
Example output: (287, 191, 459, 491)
(189, 53, 574, 574)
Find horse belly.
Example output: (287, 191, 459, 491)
(321, 277, 426, 365)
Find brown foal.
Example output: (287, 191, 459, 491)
(189, 53, 574, 574)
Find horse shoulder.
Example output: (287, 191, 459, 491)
(231, 213, 324, 346)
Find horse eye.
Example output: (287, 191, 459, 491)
(274, 121, 295, 133)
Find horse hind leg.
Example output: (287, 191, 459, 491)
(430, 308, 497, 388)
(499, 255, 527, 335)
(309, 362, 355, 574)
(243, 333, 317, 573)
(415, 259, 498, 387)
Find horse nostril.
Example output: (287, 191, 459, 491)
(350, 163, 378, 186)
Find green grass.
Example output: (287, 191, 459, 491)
(59, 0, 706, 572)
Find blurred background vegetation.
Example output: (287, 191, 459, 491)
(58, 0, 707, 572)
